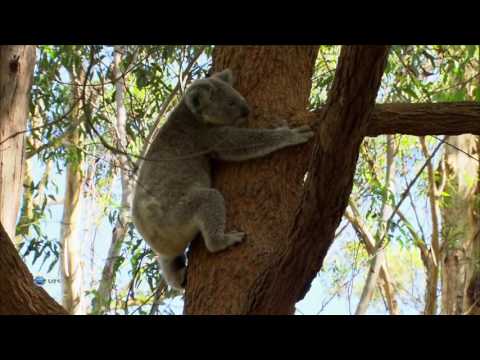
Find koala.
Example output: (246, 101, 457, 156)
(132, 69, 314, 289)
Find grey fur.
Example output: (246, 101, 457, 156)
(132, 69, 314, 290)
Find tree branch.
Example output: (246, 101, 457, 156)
(345, 202, 399, 315)
(367, 102, 480, 137)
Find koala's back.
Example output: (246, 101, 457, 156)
(132, 102, 212, 255)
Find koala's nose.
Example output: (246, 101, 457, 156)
(241, 105, 250, 118)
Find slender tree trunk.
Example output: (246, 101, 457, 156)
(419, 137, 442, 315)
(92, 46, 134, 314)
(59, 64, 86, 315)
(0, 46, 36, 240)
(60, 152, 85, 314)
(185, 46, 389, 314)
(345, 202, 399, 315)
(355, 136, 397, 315)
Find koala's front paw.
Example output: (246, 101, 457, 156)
(170, 267, 187, 290)
(288, 125, 315, 145)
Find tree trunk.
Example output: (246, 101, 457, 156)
(419, 137, 442, 315)
(441, 57, 480, 315)
(0, 45, 67, 315)
(463, 55, 480, 315)
(92, 46, 134, 314)
(0, 46, 36, 240)
(185, 46, 389, 314)
(441, 135, 478, 314)
(59, 64, 86, 315)
(464, 135, 480, 314)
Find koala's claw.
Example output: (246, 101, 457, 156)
(290, 125, 315, 144)
(224, 231, 246, 248)
(208, 231, 245, 253)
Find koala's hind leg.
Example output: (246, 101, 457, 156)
(179, 188, 245, 253)
(157, 254, 187, 289)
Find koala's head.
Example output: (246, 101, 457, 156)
(184, 69, 250, 126)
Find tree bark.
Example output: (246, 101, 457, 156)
(0, 46, 36, 240)
(440, 58, 480, 315)
(463, 56, 480, 315)
(184, 46, 389, 314)
(184, 46, 318, 314)
(367, 103, 480, 137)
(441, 135, 478, 314)
(464, 135, 480, 315)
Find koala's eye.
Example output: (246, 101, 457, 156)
(192, 95, 200, 108)
(229, 101, 235, 107)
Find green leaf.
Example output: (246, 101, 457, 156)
(47, 258, 58, 274)
(475, 86, 480, 102)
(467, 45, 476, 59)
(403, 86, 419, 100)
(32, 223, 42, 237)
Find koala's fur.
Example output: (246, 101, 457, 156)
(132, 69, 314, 289)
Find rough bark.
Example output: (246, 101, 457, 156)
(184, 46, 389, 314)
(184, 46, 319, 314)
(0, 46, 36, 240)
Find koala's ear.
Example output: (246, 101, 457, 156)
(212, 69, 234, 85)
(185, 82, 213, 114)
